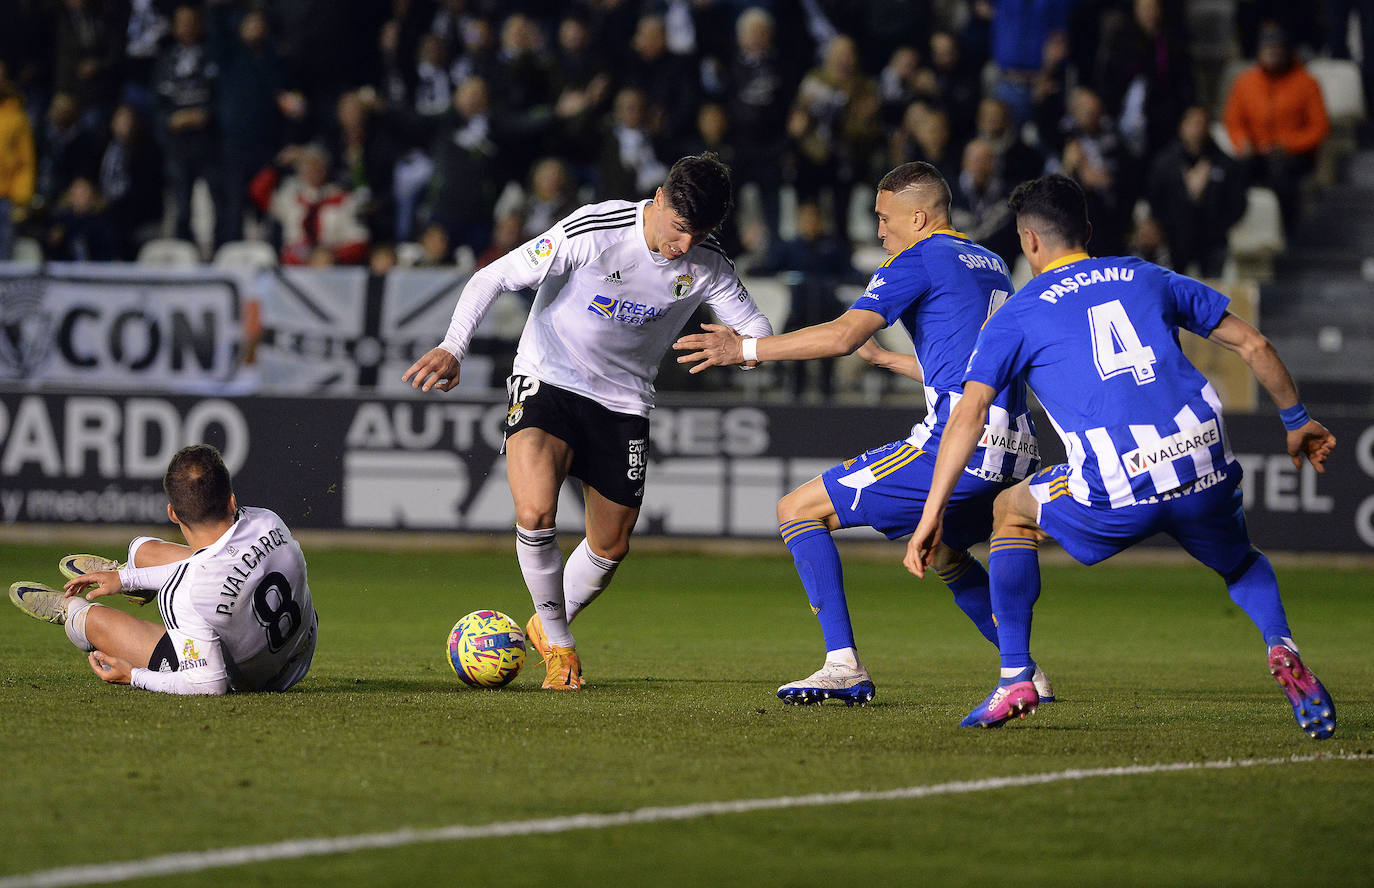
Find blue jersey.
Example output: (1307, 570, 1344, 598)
(966, 254, 1236, 507)
(853, 230, 1038, 483)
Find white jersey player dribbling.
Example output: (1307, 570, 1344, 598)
(405, 153, 771, 690)
(123, 506, 317, 695)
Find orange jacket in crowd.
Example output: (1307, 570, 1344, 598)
(1223, 61, 1331, 157)
(0, 94, 36, 207)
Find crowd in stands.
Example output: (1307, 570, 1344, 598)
(0, 0, 1363, 288)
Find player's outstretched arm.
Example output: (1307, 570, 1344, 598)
(402, 347, 461, 392)
(1207, 313, 1336, 471)
(856, 336, 923, 381)
(63, 570, 123, 601)
(674, 309, 886, 373)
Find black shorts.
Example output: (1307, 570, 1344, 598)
(149, 633, 179, 672)
(503, 374, 649, 508)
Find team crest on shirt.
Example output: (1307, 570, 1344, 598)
(735, 281, 749, 302)
(671, 273, 694, 300)
(521, 236, 556, 269)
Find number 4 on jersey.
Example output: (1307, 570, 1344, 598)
(1088, 299, 1157, 384)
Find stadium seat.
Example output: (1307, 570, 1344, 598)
(10, 236, 42, 264)
(137, 238, 201, 267)
(1210, 121, 1236, 157)
(1308, 57, 1366, 185)
(852, 244, 888, 276)
(1309, 58, 1366, 123)
(1227, 187, 1285, 281)
(213, 240, 278, 271)
(1186, 0, 1239, 109)
(396, 242, 425, 267)
(453, 244, 475, 274)
(739, 275, 790, 332)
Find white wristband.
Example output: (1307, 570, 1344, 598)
(742, 337, 759, 363)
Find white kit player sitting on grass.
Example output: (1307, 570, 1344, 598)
(404, 153, 772, 689)
(8, 444, 317, 695)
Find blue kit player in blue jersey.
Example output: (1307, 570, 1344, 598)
(675, 162, 1048, 705)
(909, 174, 1338, 738)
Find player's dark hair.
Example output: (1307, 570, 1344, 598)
(1008, 174, 1091, 248)
(876, 161, 952, 217)
(661, 152, 734, 234)
(164, 444, 234, 526)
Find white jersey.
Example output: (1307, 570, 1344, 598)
(129, 506, 316, 695)
(440, 199, 773, 416)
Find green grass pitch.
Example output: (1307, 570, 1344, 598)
(3, 537, 1372, 886)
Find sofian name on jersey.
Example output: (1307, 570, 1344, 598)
(218, 526, 290, 613)
(1037, 265, 1135, 304)
(956, 252, 1009, 275)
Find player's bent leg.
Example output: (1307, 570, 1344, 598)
(506, 428, 577, 662)
(987, 482, 1046, 673)
(82, 604, 167, 667)
(775, 476, 871, 704)
(1166, 482, 1330, 737)
(581, 486, 637, 563)
(962, 481, 1048, 726)
(562, 488, 633, 630)
(776, 476, 843, 531)
(505, 427, 573, 532)
(930, 545, 998, 645)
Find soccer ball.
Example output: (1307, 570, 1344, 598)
(447, 610, 526, 688)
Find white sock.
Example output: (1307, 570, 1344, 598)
(825, 646, 861, 670)
(564, 539, 620, 625)
(515, 524, 573, 648)
(64, 598, 99, 652)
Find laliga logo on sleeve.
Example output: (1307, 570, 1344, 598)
(521, 236, 556, 269)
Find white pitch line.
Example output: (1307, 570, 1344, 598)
(4, 752, 1368, 888)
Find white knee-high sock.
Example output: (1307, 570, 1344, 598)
(515, 524, 573, 647)
(64, 597, 100, 652)
(564, 539, 620, 624)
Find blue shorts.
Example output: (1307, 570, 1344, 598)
(1030, 464, 1251, 572)
(822, 441, 1010, 547)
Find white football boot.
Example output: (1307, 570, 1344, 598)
(777, 662, 876, 706)
(9, 582, 69, 624)
(1031, 665, 1056, 703)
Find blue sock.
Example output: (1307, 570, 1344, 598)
(988, 537, 1041, 673)
(936, 551, 998, 646)
(1222, 549, 1292, 646)
(780, 519, 854, 652)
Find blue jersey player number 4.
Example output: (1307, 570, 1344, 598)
(908, 174, 1338, 739)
